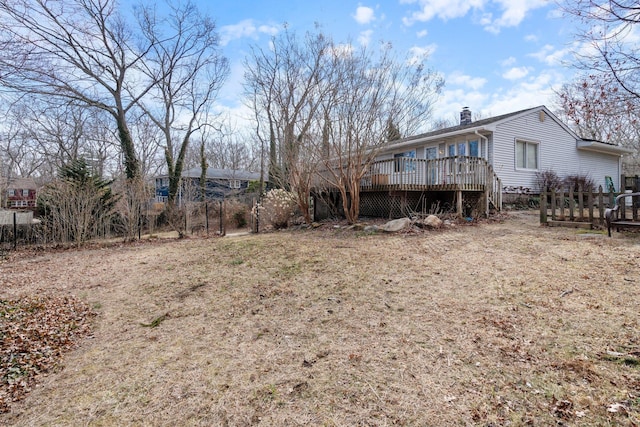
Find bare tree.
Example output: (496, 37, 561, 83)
(317, 42, 443, 223)
(555, 73, 640, 174)
(127, 113, 166, 179)
(4, 99, 121, 179)
(1, 121, 47, 180)
(245, 28, 330, 189)
(245, 30, 443, 224)
(244, 28, 332, 222)
(562, 0, 640, 101)
(0, 0, 158, 180)
(197, 125, 261, 172)
(136, 0, 228, 205)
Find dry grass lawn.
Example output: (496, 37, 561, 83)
(2, 211, 640, 426)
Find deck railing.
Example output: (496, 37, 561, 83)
(361, 156, 496, 192)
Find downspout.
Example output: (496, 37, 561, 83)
(474, 129, 488, 160)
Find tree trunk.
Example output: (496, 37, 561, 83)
(115, 109, 140, 180)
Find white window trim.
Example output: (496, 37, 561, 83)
(445, 139, 482, 158)
(229, 179, 241, 189)
(514, 138, 540, 171)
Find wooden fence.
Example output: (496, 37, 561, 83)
(539, 185, 617, 227)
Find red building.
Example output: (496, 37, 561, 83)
(6, 177, 37, 209)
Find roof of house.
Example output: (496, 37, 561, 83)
(406, 106, 540, 142)
(6, 177, 37, 190)
(178, 167, 263, 181)
(385, 105, 629, 155)
(390, 106, 541, 148)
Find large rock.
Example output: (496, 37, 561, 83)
(423, 215, 443, 228)
(379, 217, 412, 232)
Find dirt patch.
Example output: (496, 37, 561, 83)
(1, 211, 640, 425)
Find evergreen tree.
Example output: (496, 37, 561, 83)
(38, 159, 119, 243)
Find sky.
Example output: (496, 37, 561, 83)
(197, 0, 582, 130)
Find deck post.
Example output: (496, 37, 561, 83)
(456, 190, 463, 217)
(577, 184, 584, 221)
(540, 191, 547, 224)
(484, 189, 489, 217)
(598, 186, 605, 226)
(588, 187, 594, 224)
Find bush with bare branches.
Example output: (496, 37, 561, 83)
(255, 189, 297, 229)
(38, 159, 118, 244)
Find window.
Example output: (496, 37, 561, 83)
(7, 189, 15, 197)
(394, 150, 416, 172)
(229, 179, 241, 189)
(469, 140, 479, 157)
(446, 139, 480, 158)
(22, 189, 30, 197)
(515, 140, 538, 170)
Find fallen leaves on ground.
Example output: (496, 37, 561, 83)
(0, 295, 95, 413)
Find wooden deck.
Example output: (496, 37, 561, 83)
(314, 156, 502, 217)
(361, 156, 502, 210)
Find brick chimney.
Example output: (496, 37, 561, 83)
(460, 107, 472, 125)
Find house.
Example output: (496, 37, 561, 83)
(155, 167, 263, 204)
(5, 177, 38, 210)
(320, 105, 632, 219)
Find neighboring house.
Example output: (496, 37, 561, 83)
(5, 177, 38, 210)
(319, 105, 632, 219)
(155, 167, 263, 204)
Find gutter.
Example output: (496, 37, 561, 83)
(384, 126, 489, 152)
(576, 139, 634, 156)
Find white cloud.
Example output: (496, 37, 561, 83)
(353, 6, 375, 24)
(484, 70, 566, 115)
(403, 0, 548, 33)
(403, 0, 485, 25)
(502, 66, 530, 80)
(546, 7, 563, 19)
(479, 12, 493, 27)
(528, 44, 569, 66)
(416, 29, 428, 38)
(524, 34, 538, 42)
(432, 69, 567, 125)
(407, 44, 438, 65)
(489, 0, 547, 30)
(358, 30, 374, 46)
(501, 56, 517, 67)
(434, 88, 490, 121)
(219, 20, 279, 46)
(448, 72, 487, 90)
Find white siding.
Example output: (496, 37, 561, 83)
(575, 150, 621, 191)
(491, 109, 621, 191)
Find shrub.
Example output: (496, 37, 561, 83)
(233, 210, 247, 228)
(535, 170, 562, 193)
(564, 174, 595, 193)
(255, 189, 297, 229)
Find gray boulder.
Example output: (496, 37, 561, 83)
(423, 215, 443, 228)
(379, 217, 412, 232)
